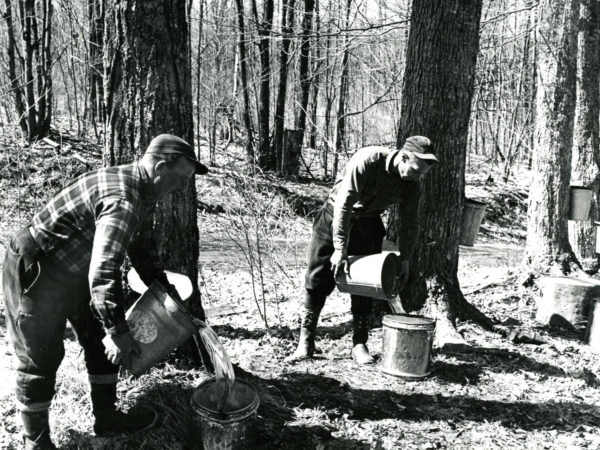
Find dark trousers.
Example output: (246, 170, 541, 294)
(304, 202, 386, 315)
(2, 229, 118, 412)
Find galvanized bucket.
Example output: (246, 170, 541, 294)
(191, 378, 260, 450)
(102, 280, 197, 376)
(569, 186, 593, 221)
(460, 199, 487, 246)
(335, 251, 401, 300)
(381, 314, 435, 380)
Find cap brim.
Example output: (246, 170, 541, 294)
(194, 161, 209, 175)
(412, 152, 438, 163)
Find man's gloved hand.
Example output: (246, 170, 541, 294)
(103, 331, 141, 367)
(330, 249, 350, 279)
(396, 260, 409, 292)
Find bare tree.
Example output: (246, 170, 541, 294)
(387, 0, 490, 344)
(3, 0, 53, 139)
(103, 0, 205, 328)
(525, 0, 580, 275)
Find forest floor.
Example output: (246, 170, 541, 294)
(0, 129, 599, 449)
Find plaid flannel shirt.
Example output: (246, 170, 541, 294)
(329, 146, 421, 260)
(29, 162, 165, 334)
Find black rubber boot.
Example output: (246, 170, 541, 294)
(90, 383, 158, 435)
(21, 410, 56, 450)
(352, 314, 375, 364)
(286, 306, 322, 361)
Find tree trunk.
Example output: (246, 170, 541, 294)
(525, 0, 580, 274)
(387, 0, 490, 346)
(252, 0, 274, 170)
(282, 128, 302, 176)
(333, 0, 351, 179)
(6, 0, 53, 140)
(288, 0, 315, 174)
(103, 0, 205, 359)
(87, 0, 105, 141)
(273, 0, 295, 174)
(3, 0, 28, 134)
(568, 0, 600, 270)
(234, 0, 255, 163)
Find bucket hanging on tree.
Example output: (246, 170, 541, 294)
(460, 199, 487, 246)
(569, 186, 593, 221)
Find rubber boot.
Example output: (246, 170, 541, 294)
(91, 383, 158, 435)
(21, 410, 56, 450)
(286, 306, 322, 362)
(352, 314, 374, 364)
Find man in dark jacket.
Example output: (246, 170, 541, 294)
(287, 136, 437, 364)
(2, 134, 208, 449)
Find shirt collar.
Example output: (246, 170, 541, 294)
(136, 162, 158, 204)
(386, 149, 400, 175)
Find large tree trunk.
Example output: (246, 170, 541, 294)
(525, 0, 580, 275)
(387, 0, 489, 346)
(103, 0, 205, 356)
(568, 0, 600, 270)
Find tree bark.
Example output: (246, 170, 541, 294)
(252, 0, 274, 170)
(525, 0, 580, 274)
(273, 0, 295, 174)
(568, 0, 600, 269)
(287, 0, 315, 174)
(333, 0, 351, 179)
(387, 0, 489, 345)
(103, 0, 205, 354)
(234, 0, 255, 163)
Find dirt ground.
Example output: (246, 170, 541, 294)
(1, 133, 599, 449)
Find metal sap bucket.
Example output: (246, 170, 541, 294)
(191, 378, 260, 449)
(460, 199, 487, 246)
(102, 280, 197, 376)
(569, 186, 593, 221)
(381, 314, 435, 380)
(335, 251, 401, 300)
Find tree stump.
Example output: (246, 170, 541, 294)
(536, 276, 600, 327)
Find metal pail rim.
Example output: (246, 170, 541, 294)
(191, 378, 260, 425)
(382, 314, 435, 330)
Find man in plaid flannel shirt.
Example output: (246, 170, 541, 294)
(2, 134, 208, 449)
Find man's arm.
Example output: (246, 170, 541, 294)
(88, 198, 140, 335)
(128, 211, 169, 288)
(331, 154, 372, 253)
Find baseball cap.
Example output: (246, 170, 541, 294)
(402, 136, 438, 163)
(145, 134, 208, 175)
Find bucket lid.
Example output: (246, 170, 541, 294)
(382, 314, 435, 330)
(570, 185, 592, 190)
(128, 268, 193, 300)
(191, 379, 260, 424)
